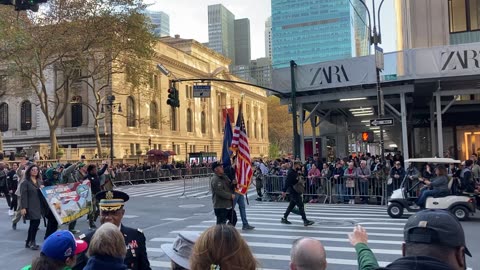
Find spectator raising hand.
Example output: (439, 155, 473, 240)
(349, 225, 380, 270)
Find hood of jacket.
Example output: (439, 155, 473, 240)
(383, 256, 454, 270)
(83, 255, 127, 270)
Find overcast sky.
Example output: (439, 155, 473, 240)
(147, 0, 397, 60)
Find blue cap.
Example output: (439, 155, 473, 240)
(42, 230, 88, 261)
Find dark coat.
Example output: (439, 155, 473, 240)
(282, 168, 300, 195)
(379, 256, 454, 270)
(73, 224, 151, 270)
(20, 178, 45, 220)
(83, 255, 128, 270)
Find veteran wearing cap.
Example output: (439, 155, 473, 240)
(210, 161, 236, 225)
(161, 232, 199, 270)
(73, 190, 151, 270)
(354, 209, 471, 270)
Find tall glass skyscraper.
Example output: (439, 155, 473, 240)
(208, 4, 236, 65)
(271, 0, 369, 68)
(146, 10, 170, 37)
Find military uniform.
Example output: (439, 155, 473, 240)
(72, 190, 151, 270)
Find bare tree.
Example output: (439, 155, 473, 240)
(0, 0, 156, 158)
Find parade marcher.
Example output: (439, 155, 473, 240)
(210, 161, 235, 225)
(43, 169, 62, 239)
(21, 230, 88, 270)
(85, 163, 108, 229)
(20, 165, 46, 250)
(415, 165, 449, 208)
(0, 163, 11, 211)
(6, 162, 19, 216)
(63, 162, 87, 233)
(228, 156, 255, 231)
(161, 232, 199, 270)
(281, 161, 314, 227)
(12, 161, 28, 230)
(73, 190, 151, 270)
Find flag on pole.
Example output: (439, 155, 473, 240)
(221, 114, 233, 168)
(231, 102, 253, 195)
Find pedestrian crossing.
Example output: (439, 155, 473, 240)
(116, 179, 256, 199)
(145, 203, 410, 270)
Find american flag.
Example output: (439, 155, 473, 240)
(231, 103, 252, 195)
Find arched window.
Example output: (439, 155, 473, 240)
(0, 103, 8, 132)
(201, 111, 206, 134)
(186, 108, 193, 132)
(150, 101, 158, 129)
(126, 96, 135, 127)
(71, 97, 83, 127)
(20, 100, 32, 131)
(170, 106, 177, 131)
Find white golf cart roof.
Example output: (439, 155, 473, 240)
(404, 158, 461, 164)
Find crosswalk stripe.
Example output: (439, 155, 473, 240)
(170, 230, 404, 245)
(195, 221, 404, 231)
(248, 209, 391, 217)
(246, 213, 405, 222)
(185, 224, 402, 237)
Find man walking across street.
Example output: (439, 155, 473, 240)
(228, 156, 255, 230)
(210, 162, 235, 224)
(281, 161, 314, 226)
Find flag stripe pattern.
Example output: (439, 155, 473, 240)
(231, 103, 252, 195)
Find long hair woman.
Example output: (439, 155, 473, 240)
(190, 224, 257, 270)
(20, 165, 45, 250)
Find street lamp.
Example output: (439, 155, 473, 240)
(101, 95, 122, 165)
(357, 0, 386, 162)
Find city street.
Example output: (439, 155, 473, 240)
(0, 180, 478, 270)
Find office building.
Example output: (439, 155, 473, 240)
(265, 17, 272, 59)
(271, 0, 369, 68)
(208, 4, 236, 65)
(146, 10, 170, 37)
(234, 18, 251, 66)
(250, 57, 272, 89)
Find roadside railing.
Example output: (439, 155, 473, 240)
(261, 175, 389, 205)
(111, 168, 213, 186)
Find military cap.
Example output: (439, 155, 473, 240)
(95, 190, 130, 211)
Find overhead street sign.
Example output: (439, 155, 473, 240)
(370, 118, 394, 127)
(193, 84, 211, 98)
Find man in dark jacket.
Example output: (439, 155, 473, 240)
(85, 163, 108, 229)
(281, 161, 314, 226)
(210, 161, 235, 224)
(73, 190, 151, 270)
(353, 209, 471, 270)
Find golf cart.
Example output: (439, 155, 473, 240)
(387, 158, 478, 221)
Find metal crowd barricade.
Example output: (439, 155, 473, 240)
(329, 176, 387, 205)
(180, 172, 214, 198)
(303, 177, 331, 204)
(261, 175, 286, 201)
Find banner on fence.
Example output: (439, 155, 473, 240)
(41, 180, 92, 225)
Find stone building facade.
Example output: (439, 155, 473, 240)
(0, 36, 269, 161)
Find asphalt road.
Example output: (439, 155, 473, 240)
(1, 180, 479, 270)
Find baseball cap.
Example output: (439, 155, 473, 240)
(42, 230, 88, 261)
(404, 209, 472, 257)
(211, 161, 223, 171)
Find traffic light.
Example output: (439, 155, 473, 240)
(166, 87, 179, 108)
(362, 131, 374, 143)
(14, 0, 48, 12)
